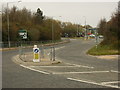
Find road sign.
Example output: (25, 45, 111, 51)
(19, 29, 27, 39)
(33, 45, 40, 62)
(34, 49, 39, 53)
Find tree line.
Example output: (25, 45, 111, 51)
(98, 1, 120, 49)
(2, 6, 62, 42)
(2, 6, 93, 42)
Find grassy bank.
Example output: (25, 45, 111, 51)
(87, 44, 119, 56)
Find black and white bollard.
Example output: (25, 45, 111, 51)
(33, 45, 40, 62)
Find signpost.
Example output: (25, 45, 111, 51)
(33, 45, 40, 62)
(18, 29, 27, 58)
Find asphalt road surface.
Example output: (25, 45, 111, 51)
(2, 38, 119, 88)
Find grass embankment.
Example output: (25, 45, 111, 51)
(87, 44, 119, 56)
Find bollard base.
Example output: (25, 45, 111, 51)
(33, 59, 40, 62)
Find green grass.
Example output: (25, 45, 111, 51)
(87, 44, 119, 56)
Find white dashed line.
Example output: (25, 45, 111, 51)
(101, 81, 120, 85)
(30, 65, 92, 68)
(66, 63, 94, 69)
(110, 70, 120, 73)
(20, 65, 50, 75)
(67, 78, 119, 88)
(53, 71, 109, 74)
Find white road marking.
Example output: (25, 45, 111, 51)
(110, 70, 120, 73)
(52, 71, 109, 74)
(67, 78, 119, 88)
(30, 65, 92, 68)
(101, 81, 120, 85)
(55, 46, 65, 50)
(70, 39, 77, 41)
(20, 65, 50, 75)
(66, 63, 94, 69)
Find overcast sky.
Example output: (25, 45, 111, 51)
(1, 0, 119, 27)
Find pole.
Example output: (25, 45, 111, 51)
(52, 18, 54, 44)
(52, 18, 55, 61)
(77, 24, 79, 37)
(83, 16, 87, 40)
(51, 16, 61, 61)
(76, 24, 78, 37)
(51, 18, 54, 61)
(7, 3, 10, 48)
(95, 28, 98, 49)
(7, 1, 22, 48)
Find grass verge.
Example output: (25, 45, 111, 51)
(87, 44, 119, 56)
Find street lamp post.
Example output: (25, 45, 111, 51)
(7, 0, 21, 48)
(51, 16, 61, 61)
(7, 3, 10, 48)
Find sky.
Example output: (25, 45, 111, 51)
(0, 0, 119, 27)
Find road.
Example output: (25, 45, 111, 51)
(2, 38, 119, 88)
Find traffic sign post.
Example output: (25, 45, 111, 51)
(33, 45, 40, 62)
(18, 29, 27, 58)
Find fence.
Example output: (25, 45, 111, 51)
(1, 40, 56, 48)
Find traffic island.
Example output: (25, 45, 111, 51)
(12, 53, 61, 66)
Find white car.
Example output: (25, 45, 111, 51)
(89, 34, 95, 37)
(99, 35, 104, 38)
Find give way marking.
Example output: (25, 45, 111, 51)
(67, 78, 120, 88)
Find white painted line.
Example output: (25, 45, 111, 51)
(53, 71, 109, 74)
(66, 63, 94, 69)
(110, 70, 120, 73)
(70, 39, 76, 41)
(20, 65, 50, 75)
(67, 78, 119, 88)
(30, 65, 92, 68)
(101, 81, 120, 85)
(55, 46, 65, 50)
